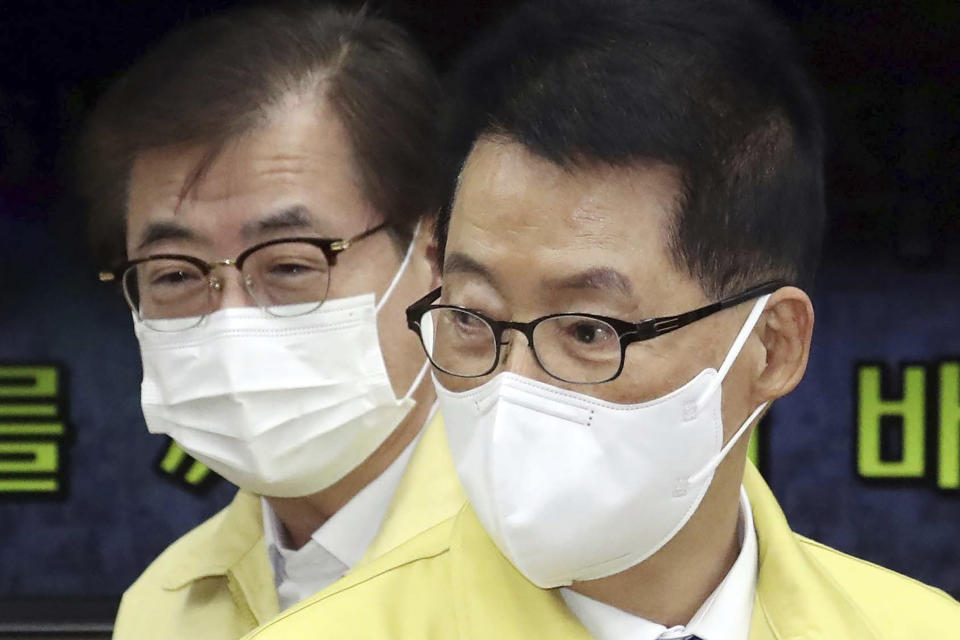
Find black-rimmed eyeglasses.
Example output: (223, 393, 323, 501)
(99, 223, 386, 332)
(405, 281, 784, 384)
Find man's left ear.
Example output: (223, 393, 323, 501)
(753, 286, 814, 402)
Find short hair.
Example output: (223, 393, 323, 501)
(79, 3, 443, 266)
(439, 0, 825, 296)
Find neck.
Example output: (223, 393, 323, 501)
(569, 455, 746, 627)
(265, 376, 434, 549)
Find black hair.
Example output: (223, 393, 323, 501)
(438, 0, 825, 296)
(79, 3, 443, 266)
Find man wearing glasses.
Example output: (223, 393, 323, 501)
(243, 0, 958, 638)
(79, 5, 462, 639)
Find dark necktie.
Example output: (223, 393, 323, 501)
(659, 626, 705, 640)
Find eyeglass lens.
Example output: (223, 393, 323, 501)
(123, 240, 333, 331)
(419, 308, 622, 384)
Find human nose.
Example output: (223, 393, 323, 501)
(499, 328, 548, 380)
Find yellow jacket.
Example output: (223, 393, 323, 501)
(112, 413, 464, 640)
(244, 461, 959, 640)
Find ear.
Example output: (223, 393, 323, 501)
(752, 286, 814, 403)
(415, 216, 442, 289)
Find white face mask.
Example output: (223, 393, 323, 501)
(435, 294, 770, 588)
(134, 233, 429, 498)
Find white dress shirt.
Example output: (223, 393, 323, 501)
(561, 486, 758, 640)
(262, 406, 434, 611)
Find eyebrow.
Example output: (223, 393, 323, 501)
(242, 205, 317, 239)
(443, 252, 497, 284)
(546, 267, 634, 297)
(444, 253, 632, 299)
(136, 221, 207, 251)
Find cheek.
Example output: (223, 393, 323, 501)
(590, 358, 696, 404)
(433, 369, 488, 393)
(591, 334, 720, 404)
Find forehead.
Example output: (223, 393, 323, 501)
(446, 139, 691, 306)
(125, 96, 376, 252)
(453, 138, 679, 244)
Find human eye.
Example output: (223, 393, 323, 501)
(267, 260, 321, 277)
(564, 317, 616, 346)
(433, 308, 492, 352)
(145, 263, 202, 289)
(136, 260, 207, 310)
(252, 243, 330, 288)
(536, 315, 621, 367)
(450, 308, 486, 333)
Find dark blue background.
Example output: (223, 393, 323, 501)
(4, 213, 958, 598)
(0, 0, 957, 615)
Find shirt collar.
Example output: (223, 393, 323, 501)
(262, 404, 435, 606)
(311, 420, 424, 567)
(449, 461, 882, 640)
(561, 486, 757, 640)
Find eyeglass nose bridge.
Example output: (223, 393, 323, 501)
(493, 320, 542, 370)
(496, 323, 535, 347)
(205, 258, 256, 300)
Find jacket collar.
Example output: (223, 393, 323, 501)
(450, 461, 882, 640)
(359, 410, 466, 563)
(158, 411, 463, 625)
(744, 463, 880, 639)
(160, 489, 279, 624)
(451, 503, 594, 639)
(256, 412, 468, 622)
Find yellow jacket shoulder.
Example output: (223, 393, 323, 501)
(243, 516, 461, 640)
(795, 535, 960, 632)
(116, 413, 464, 640)
(243, 462, 959, 640)
(113, 491, 276, 640)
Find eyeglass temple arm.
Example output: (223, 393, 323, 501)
(632, 281, 785, 341)
(98, 254, 216, 283)
(406, 287, 443, 330)
(331, 221, 390, 252)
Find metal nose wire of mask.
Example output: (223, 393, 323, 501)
(684, 294, 771, 489)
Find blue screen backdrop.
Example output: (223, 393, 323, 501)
(0, 195, 957, 602)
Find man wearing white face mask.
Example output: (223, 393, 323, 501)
(78, 5, 464, 639)
(241, 0, 959, 638)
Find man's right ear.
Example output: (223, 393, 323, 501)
(421, 217, 442, 287)
(425, 241, 442, 288)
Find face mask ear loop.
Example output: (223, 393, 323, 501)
(375, 220, 422, 314)
(687, 401, 768, 486)
(694, 294, 771, 412)
(403, 358, 432, 401)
